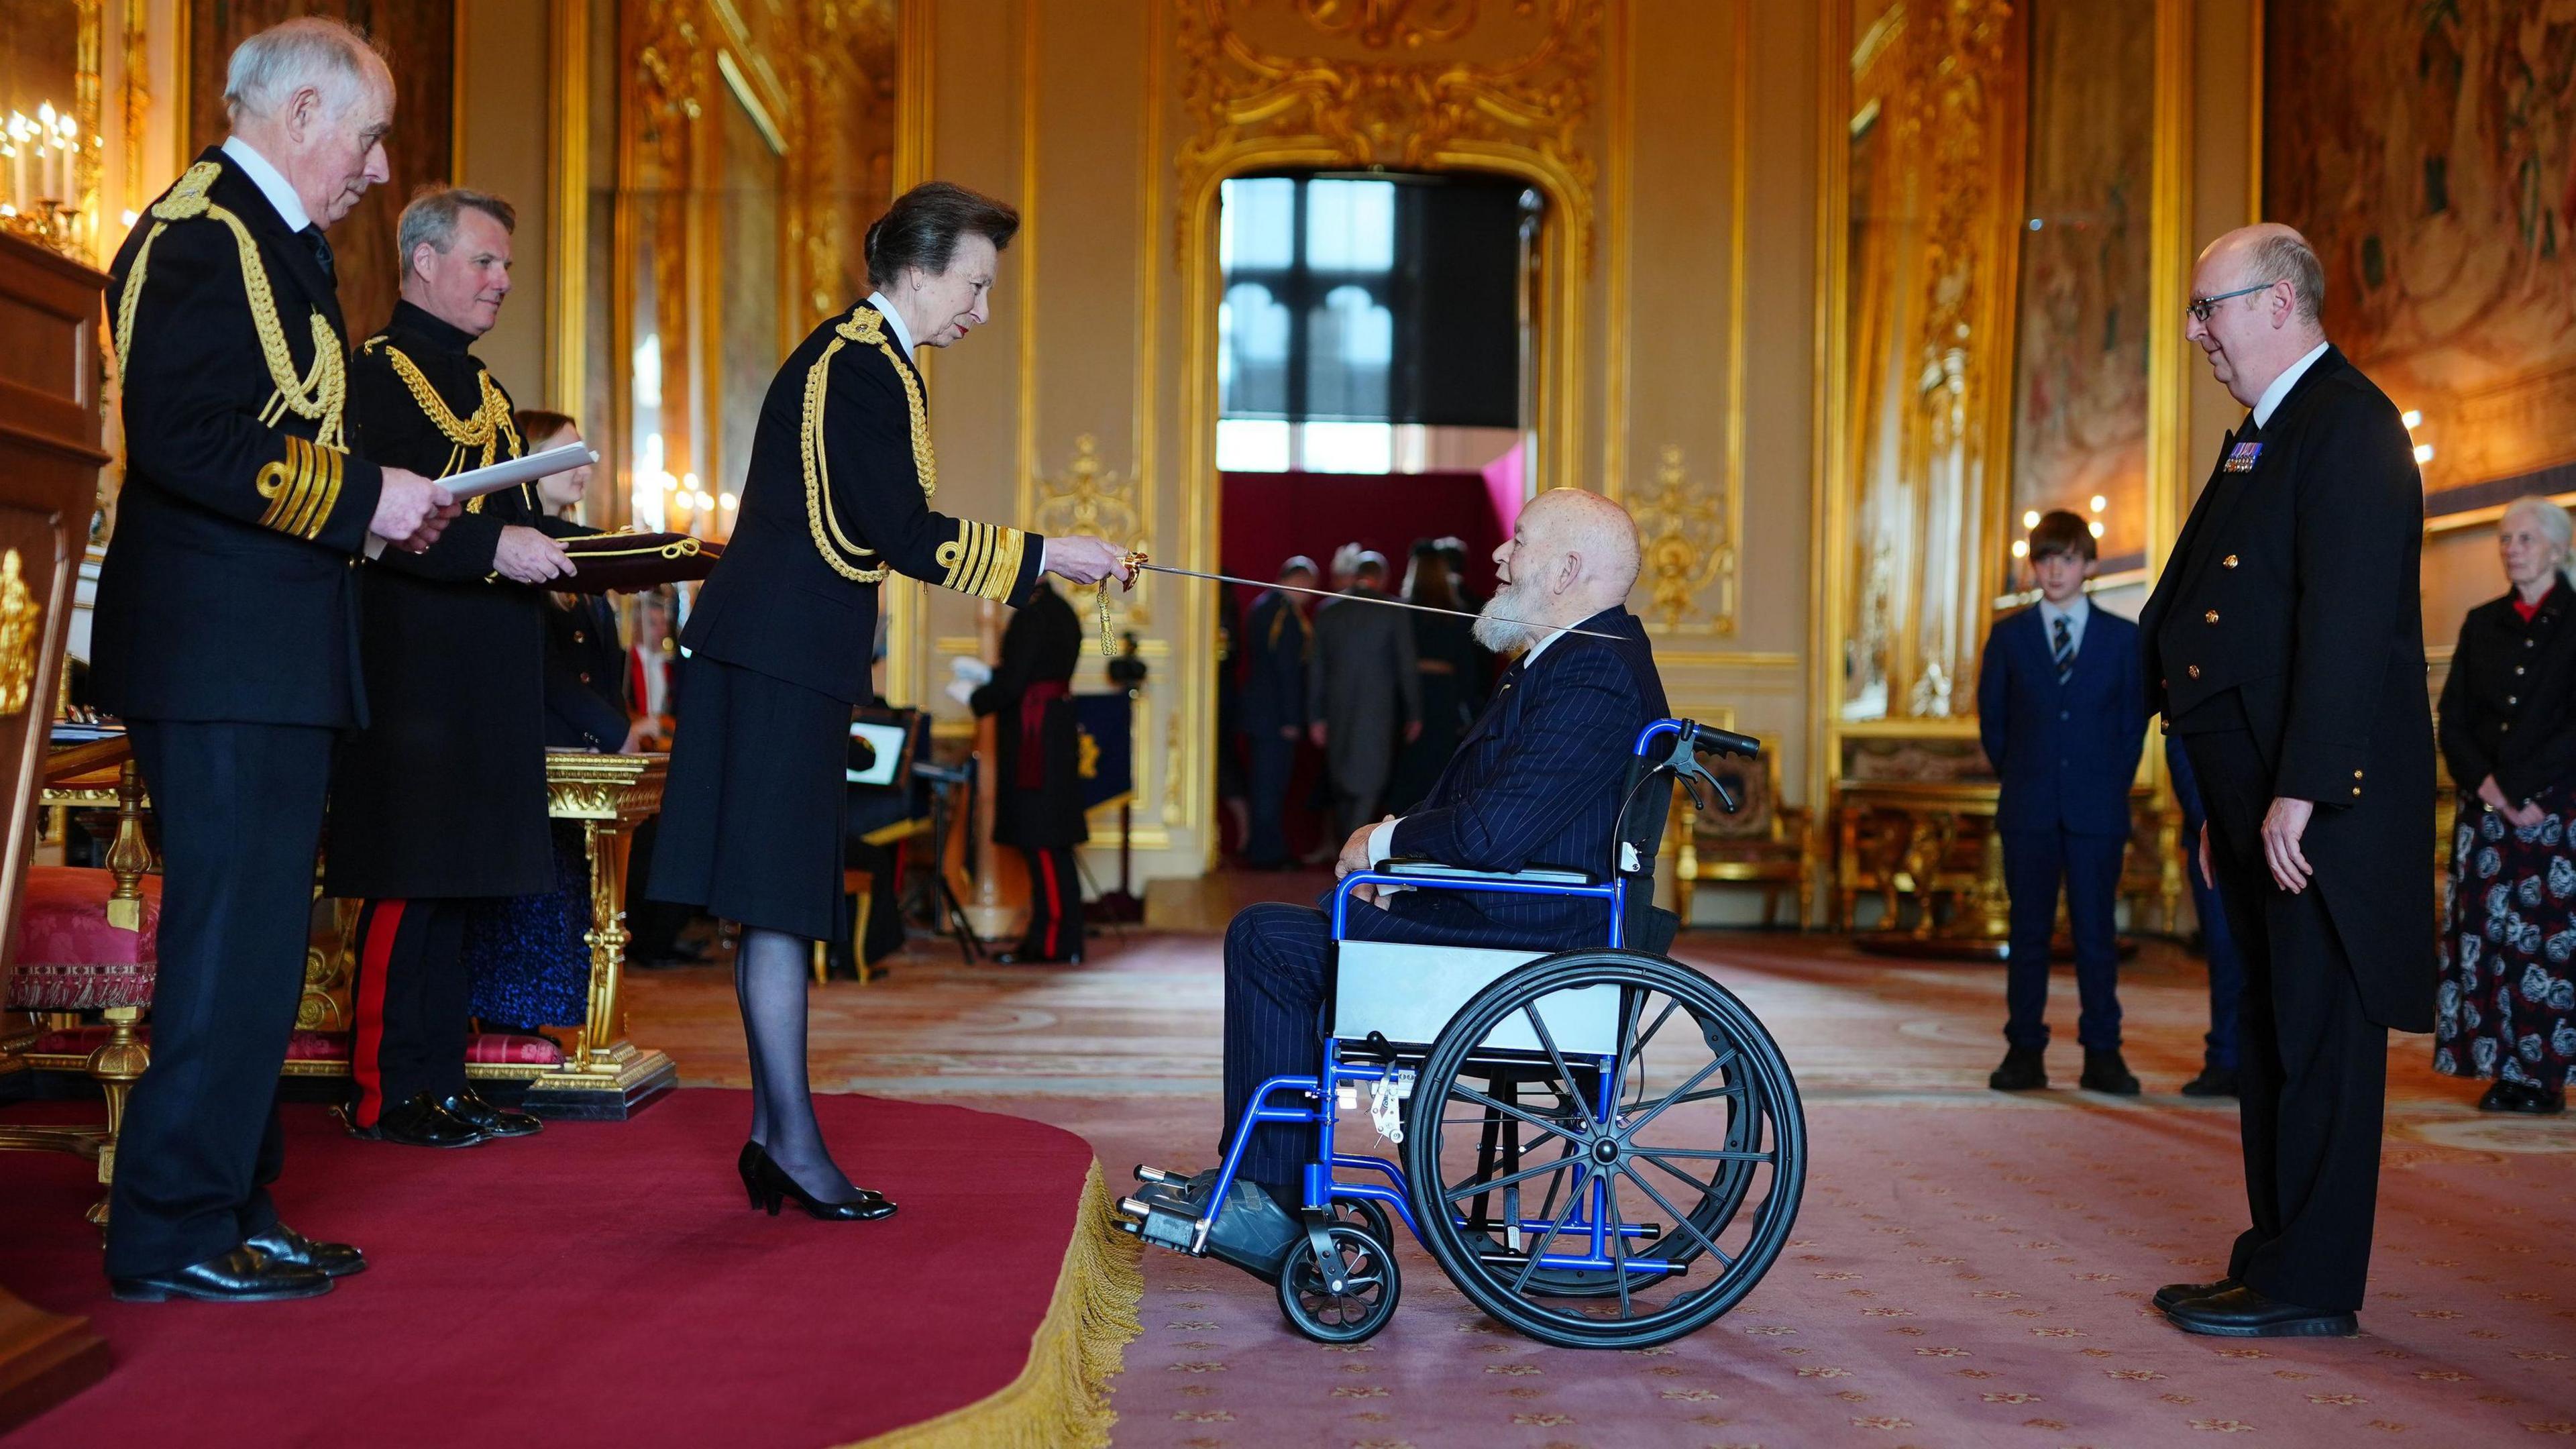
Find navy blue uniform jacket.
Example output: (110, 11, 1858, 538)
(1360, 607, 1669, 949)
(1976, 604, 2146, 837)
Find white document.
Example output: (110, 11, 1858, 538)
(362, 443, 599, 557)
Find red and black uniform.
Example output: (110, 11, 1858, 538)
(326, 301, 593, 1129)
(973, 583, 1089, 962)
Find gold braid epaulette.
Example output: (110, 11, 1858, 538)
(365, 339, 523, 511)
(112, 161, 347, 452)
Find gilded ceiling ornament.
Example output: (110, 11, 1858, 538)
(1629, 444, 1737, 636)
(1177, 0, 1599, 263)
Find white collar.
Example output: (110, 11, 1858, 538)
(2037, 593, 2089, 627)
(865, 290, 917, 359)
(2253, 340, 2330, 429)
(221, 136, 312, 233)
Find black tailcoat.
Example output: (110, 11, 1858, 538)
(2437, 580, 2576, 802)
(971, 584, 1089, 850)
(96, 148, 386, 724)
(681, 301, 1045, 702)
(323, 302, 592, 900)
(2140, 345, 2436, 1033)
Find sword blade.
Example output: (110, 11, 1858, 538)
(1127, 561, 1619, 642)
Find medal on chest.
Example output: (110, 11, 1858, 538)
(2222, 439, 2262, 473)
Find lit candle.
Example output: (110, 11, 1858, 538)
(36, 105, 58, 203)
(7, 137, 22, 214)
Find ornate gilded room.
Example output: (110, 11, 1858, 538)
(0, 0, 2571, 1444)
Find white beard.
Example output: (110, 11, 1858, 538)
(1472, 574, 1546, 654)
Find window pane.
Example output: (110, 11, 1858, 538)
(1220, 177, 1296, 271)
(1305, 179, 1395, 271)
(1305, 284, 1391, 419)
(1221, 282, 1292, 417)
(1216, 419, 1291, 472)
(1298, 421, 1394, 474)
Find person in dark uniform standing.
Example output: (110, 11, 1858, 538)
(648, 182, 1128, 1220)
(96, 17, 456, 1302)
(328, 186, 590, 1148)
(2142, 224, 2434, 1338)
(970, 582, 1089, 963)
(1238, 556, 1316, 869)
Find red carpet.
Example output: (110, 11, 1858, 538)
(0, 1090, 1133, 1448)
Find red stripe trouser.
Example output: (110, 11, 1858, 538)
(347, 898, 472, 1126)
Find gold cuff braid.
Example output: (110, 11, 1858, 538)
(934, 519, 1028, 602)
(253, 437, 345, 541)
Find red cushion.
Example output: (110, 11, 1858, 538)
(7, 867, 160, 1011)
(28, 1026, 564, 1069)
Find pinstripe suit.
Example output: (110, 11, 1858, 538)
(1222, 608, 1668, 1183)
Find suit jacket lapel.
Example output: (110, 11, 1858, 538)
(212, 156, 346, 345)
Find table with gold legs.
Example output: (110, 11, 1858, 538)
(515, 751, 678, 1118)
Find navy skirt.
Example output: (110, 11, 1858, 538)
(646, 655, 851, 941)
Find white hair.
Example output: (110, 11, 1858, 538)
(2502, 494, 2576, 585)
(223, 17, 390, 125)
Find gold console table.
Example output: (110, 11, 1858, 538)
(514, 751, 678, 1118)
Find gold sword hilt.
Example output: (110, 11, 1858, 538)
(1097, 549, 1150, 657)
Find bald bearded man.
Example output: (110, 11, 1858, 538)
(1187, 488, 1669, 1281)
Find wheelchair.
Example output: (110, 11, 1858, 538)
(1115, 717, 1806, 1350)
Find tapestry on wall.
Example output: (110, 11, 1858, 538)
(187, 0, 456, 350)
(2265, 0, 2576, 496)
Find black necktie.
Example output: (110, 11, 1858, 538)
(301, 225, 335, 280)
(2052, 614, 2075, 683)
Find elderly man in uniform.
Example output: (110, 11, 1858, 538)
(2142, 223, 2434, 1338)
(328, 186, 594, 1148)
(98, 17, 454, 1301)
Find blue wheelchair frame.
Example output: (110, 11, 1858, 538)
(1182, 718, 1717, 1280)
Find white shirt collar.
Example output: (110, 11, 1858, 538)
(2252, 340, 2330, 429)
(865, 290, 916, 359)
(2037, 593, 2089, 629)
(221, 136, 311, 233)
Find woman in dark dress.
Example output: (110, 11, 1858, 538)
(1386, 543, 1483, 813)
(2434, 496, 2576, 1114)
(647, 184, 1127, 1218)
(969, 582, 1089, 963)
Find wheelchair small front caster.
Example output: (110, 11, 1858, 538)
(1277, 1224, 1400, 1344)
(1328, 1196, 1395, 1250)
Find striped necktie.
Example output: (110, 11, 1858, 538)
(2051, 613, 2075, 684)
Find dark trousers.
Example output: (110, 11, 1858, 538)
(2171, 739, 2245, 1071)
(2000, 826, 2129, 1051)
(2185, 725, 2388, 1311)
(105, 720, 335, 1279)
(1222, 903, 1334, 1186)
(347, 897, 472, 1125)
(1017, 844, 1084, 961)
(1243, 733, 1296, 866)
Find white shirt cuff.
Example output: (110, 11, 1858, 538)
(1368, 818, 1400, 866)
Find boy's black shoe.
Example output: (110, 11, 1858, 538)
(2080, 1048, 2141, 1095)
(2179, 1065, 2240, 1097)
(1988, 1046, 2047, 1092)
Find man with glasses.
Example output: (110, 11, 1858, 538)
(2140, 224, 2434, 1338)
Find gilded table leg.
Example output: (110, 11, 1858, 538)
(577, 818, 634, 1070)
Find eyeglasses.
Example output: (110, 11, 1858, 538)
(2186, 282, 2274, 323)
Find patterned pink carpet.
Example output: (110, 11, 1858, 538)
(621, 919, 2576, 1447)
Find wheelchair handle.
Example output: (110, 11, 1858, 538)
(1633, 718, 1762, 760)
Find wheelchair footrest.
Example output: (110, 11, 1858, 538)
(1113, 1190, 1208, 1255)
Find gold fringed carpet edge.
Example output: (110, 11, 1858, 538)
(845, 1161, 1146, 1449)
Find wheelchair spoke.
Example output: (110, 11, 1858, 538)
(1631, 1146, 1776, 1161)
(1446, 1083, 1585, 1146)
(1508, 1165, 1595, 1298)
(1444, 1153, 1577, 1205)
(1618, 1161, 1737, 1269)
(1621, 1051, 1733, 1139)
(1519, 1004, 1589, 1124)
(1633, 1150, 1722, 1199)
(1623, 996, 1680, 1075)
(1602, 1171, 1633, 1319)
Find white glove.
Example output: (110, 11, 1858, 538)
(951, 656, 994, 686)
(945, 678, 977, 706)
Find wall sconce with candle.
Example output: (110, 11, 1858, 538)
(0, 103, 92, 258)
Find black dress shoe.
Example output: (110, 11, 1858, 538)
(1988, 1046, 2047, 1092)
(2153, 1277, 2237, 1311)
(2164, 1284, 2357, 1337)
(2080, 1048, 2141, 1095)
(111, 1246, 333, 1303)
(1200, 1180, 1305, 1283)
(2180, 1065, 2241, 1097)
(743, 1145, 896, 1221)
(347, 1091, 486, 1148)
(439, 1089, 543, 1138)
(243, 1224, 366, 1279)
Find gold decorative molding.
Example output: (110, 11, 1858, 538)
(1288, 0, 1531, 50)
(1631, 443, 1737, 636)
(1033, 434, 1152, 635)
(0, 550, 41, 718)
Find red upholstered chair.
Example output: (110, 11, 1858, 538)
(1, 759, 158, 1224)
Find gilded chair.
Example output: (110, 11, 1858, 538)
(1669, 750, 1819, 930)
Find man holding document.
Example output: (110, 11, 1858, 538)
(96, 17, 458, 1301)
(325, 186, 599, 1149)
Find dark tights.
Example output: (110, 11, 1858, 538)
(735, 926, 859, 1199)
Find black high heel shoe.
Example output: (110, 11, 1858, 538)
(738, 1141, 763, 1208)
(743, 1144, 898, 1221)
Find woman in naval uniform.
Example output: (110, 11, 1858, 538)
(649, 182, 1127, 1219)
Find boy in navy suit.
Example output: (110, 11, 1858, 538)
(1977, 511, 2148, 1093)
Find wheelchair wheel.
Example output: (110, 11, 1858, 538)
(1402, 950, 1804, 1350)
(1330, 1196, 1396, 1249)
(1277, 1224, 1401, 1344)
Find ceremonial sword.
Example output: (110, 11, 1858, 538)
(1091, 552, 1620, 657)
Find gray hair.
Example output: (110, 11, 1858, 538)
(223, 17, 390, 125)
(398, 186, 517, 270)
(2244, 228, 2326, 324)
(2502, 494, 2576, 583)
